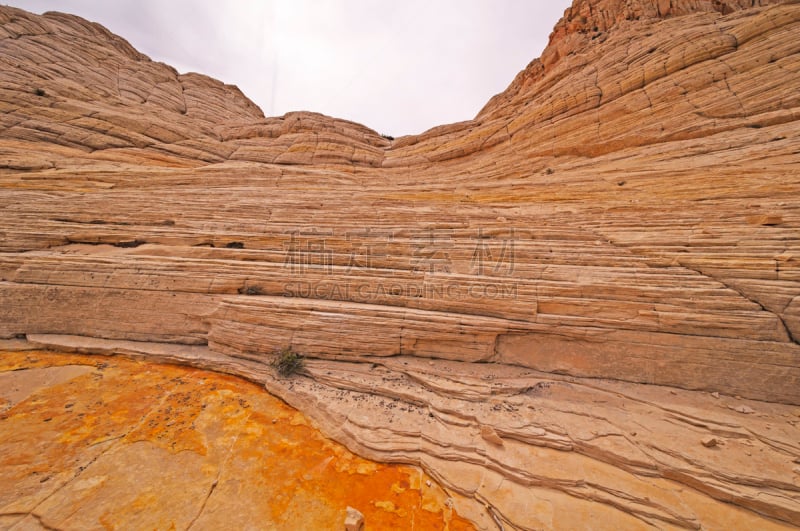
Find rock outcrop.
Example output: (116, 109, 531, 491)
(1, 1, 799, 528)
(0, 350, 472, 530)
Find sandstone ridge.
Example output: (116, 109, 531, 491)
(1, 1, 800, 529)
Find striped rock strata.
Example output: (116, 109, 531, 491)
(1, 1, 799, 529)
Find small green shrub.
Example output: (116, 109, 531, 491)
(34, 88, 46, 97)
(270, 347, 305, 377)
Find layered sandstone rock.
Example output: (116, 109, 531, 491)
(1, 1, 799, 529)
(0, 350, 472, 530)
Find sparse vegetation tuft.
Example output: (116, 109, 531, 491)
(239, 284, 265, 295)
(381, 134, 395, 141)
(270, 347, 305, 377)
(34, 88, 46, 97)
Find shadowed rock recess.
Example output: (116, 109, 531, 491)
(1, 1, 799, 529)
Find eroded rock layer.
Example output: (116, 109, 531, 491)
(1, 1, 799, 529)
(0, 350, 473, 530)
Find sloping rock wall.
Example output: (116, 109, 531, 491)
(1, 1, 799, 528)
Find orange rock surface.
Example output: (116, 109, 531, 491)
(0, 350, 473, 530)
(1, 0, 799, 528)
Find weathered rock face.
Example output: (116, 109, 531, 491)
(1, 1, 799, 529)
(0, 350, 473, 530)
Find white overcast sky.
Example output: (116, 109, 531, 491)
(12, 1, 572, 136)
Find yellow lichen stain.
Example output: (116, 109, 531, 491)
(355, 462, 380, 475)
(289, 411, 308, 426)
(0, 351, 476, 530)
(391, 481, 407, 495)
(374, 500, 407, 517)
